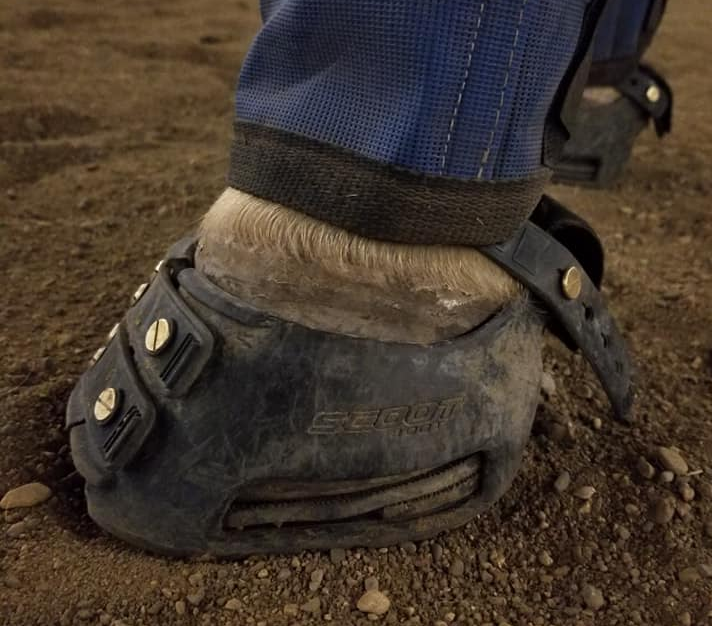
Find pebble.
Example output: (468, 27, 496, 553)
(431, 543, 444, 562)
(309, 568, 324, 591)
(187, 573, 203, 587)
(659, 471, 675, 484)
(186, 588, 205, 606)
(364, 576, 379, 591)
(678, 482, 695, 502)
(283, 604, 299, 616)
(651, 497, 676, 524)
(0, 483, 52, 509)
(656, 447, 688, 476)
(4, 575, 21, 589)
(7, 521, 28, 538)
(357, 590, 391, 615)
(401, 541, 417, 554)
(450, 558, 465, 577)
(329, 548, 346, 565)
(540, 372, 556, 397)
(697, 481, 712, 500)
(581, 584, 604, 610)
(698, 563, 712, 578)
(277, 567, 291, 580)
(679, 612, 692, 626)
(257, 568, 269, 579)
(301, 597, 321, 614)
(174, 600, 186, 615)
(573, 486, 596, 500)
(637, 457, 656, 480)
(554, 471, 571, 493)
(224, 599, 241, 611)
(538, 550, 553, 567)
(678, 567, 701, 583)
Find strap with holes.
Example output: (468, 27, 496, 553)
(481, 213, 634, 421)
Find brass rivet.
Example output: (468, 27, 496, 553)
(646, 84, 661, 104)
(132, 282, 149, 304)
(145, 318, 173, 354)
(94, 387, 119, 422)
(561, 266, 582, 300)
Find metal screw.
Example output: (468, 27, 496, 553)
(94, 387, 119, 422)
(132, 282, 149, 304)
(561, 266, 582, 300)
(145, 318, 173, 354)
(89, 346, 106, 365)
(646, 84, 661, 104)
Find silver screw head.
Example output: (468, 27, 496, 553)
(94, 387, 119, 422)
(145, 318, 173, 354)
(132, 282, 149, 305)
(646, 84, 661, 104)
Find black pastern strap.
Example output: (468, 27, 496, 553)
(481, 208, 634, 422)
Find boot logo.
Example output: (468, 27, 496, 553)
(308, 396, 465, 436)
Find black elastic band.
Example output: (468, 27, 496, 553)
(229, 121, 550, 248)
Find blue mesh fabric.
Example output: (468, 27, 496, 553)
(592, 0, 652, 63)
(236, 0, 591, 181)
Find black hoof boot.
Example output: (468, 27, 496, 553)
(554, 64, 672, 187)
(66, 197, 633, 557)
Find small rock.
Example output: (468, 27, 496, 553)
(4, 575, 21, 589)
(364, 576, 379, 591)
(659, 470, 675, 484)
(615, 525, 631, 541)
(187, 572, 203, 587)
(329, 548, 346, 565)
(637, 457, 656, 480)
(174, 600, 186, 615)
(224, 599, 241, 611)
(651, 496, 676, 524)
(581, 584, 604, 610)
(7, 521, 28, 538)
(573, 486, 596, 500)
(679, 611, 692, 626)
(450, 558, 465, 577)
(283, 603, 299, 616)
(679, 567, 701, 583)
(540, 372, 556, 397)
(257, 568, 269, 579)
(698, 563, 712, 578)
(554, 471, 571, 493)
(0, 483, 52, 509)
(431, 543, 444, 562)
(186, 588, 205, 606)
(678, 482, 695, 502)
(301, 597, 321, 614)
(676, 501, 692, 518)
(444, 612, 456, 623)
(277, 567, 291, 580)
(309, 568, 324, 591)
(538, 550, 554, 567)
(357, 590, 391, 615)
(697, 481, 712, 500)
(656, 447, 688, 476)
(401, 541, 417, 554)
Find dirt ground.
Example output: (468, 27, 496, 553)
(1, 1, 711, 625)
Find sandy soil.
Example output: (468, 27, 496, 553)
(1, 1, 711, 625)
